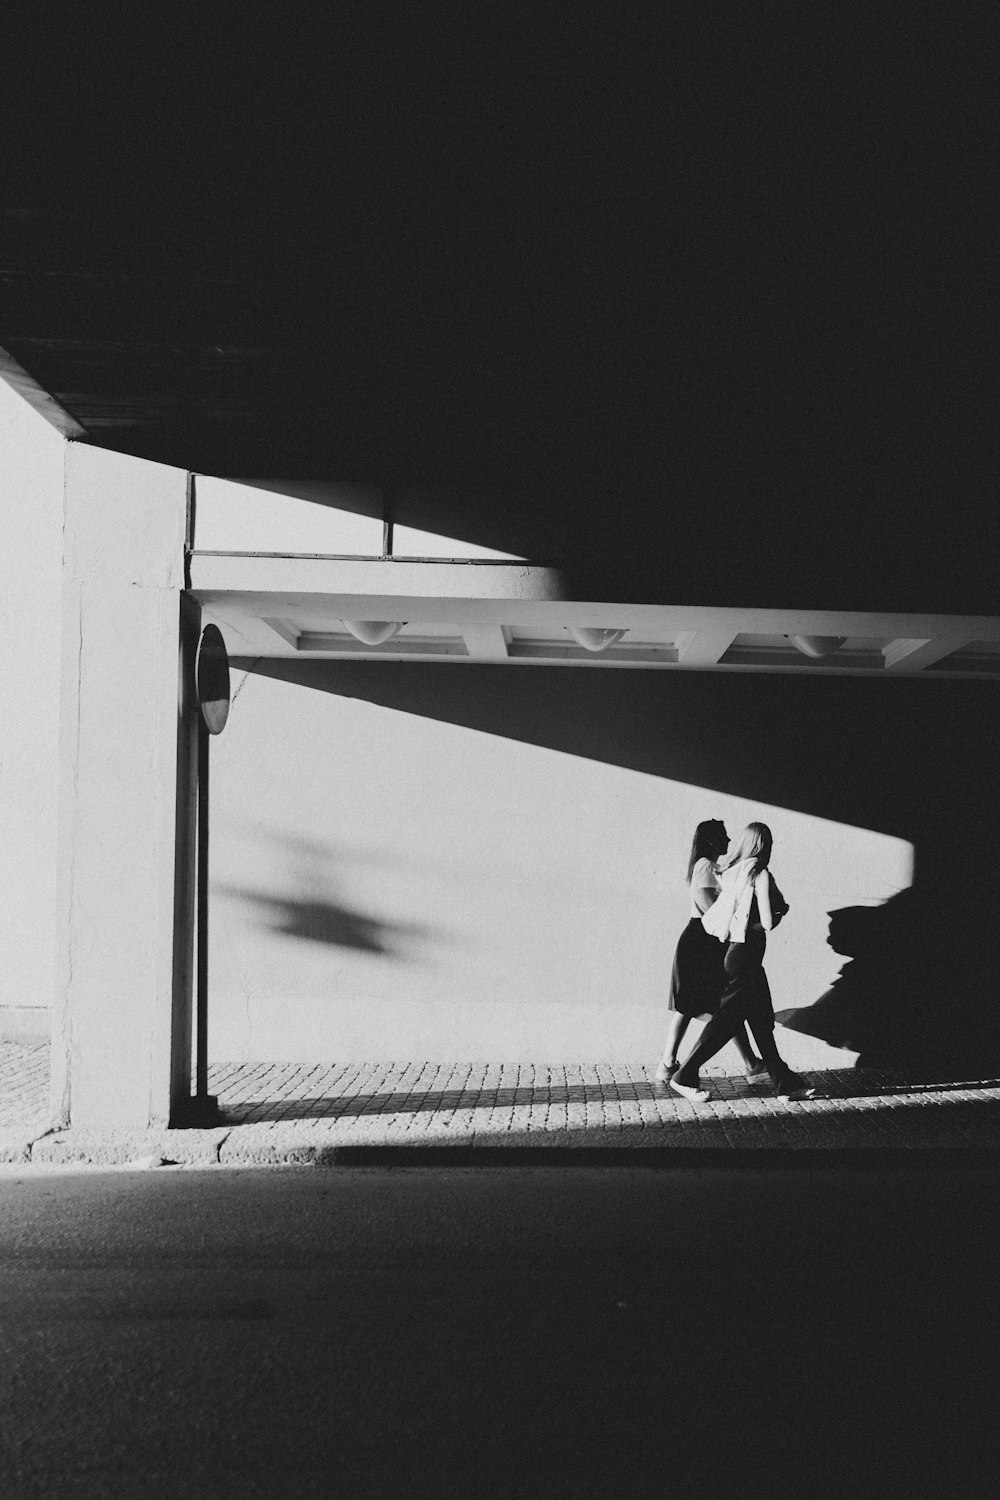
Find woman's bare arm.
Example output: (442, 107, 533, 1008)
(756, 868, 774, 930)
(692, 879, 718, 914)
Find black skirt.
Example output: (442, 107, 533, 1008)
(668, 917, 727, 1018)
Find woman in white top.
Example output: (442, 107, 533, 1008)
(670, 822, 813, 1103)
(655, 820, 768, 1083)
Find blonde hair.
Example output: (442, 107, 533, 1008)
(722, 822, 772, 875)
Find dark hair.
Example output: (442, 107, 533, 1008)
(686, 820, 727, 883)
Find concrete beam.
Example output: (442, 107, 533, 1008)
(191, 553, 569, 604)
(882, 635, 974, 672)
(675, 630, 738, 666)
(460, 625, 510, 661)
(0, 346, 88, 439)
(261, 617, 300, 648)
(190, 555, 1000, 638)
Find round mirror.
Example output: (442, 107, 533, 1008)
(195, 624, 231, 734)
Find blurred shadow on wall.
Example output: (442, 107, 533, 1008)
(215, 832, 434, 960)
(776, 889, 1000, 1076)
(219, 886, 429, 958)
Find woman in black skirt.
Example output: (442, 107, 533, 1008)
(655, 820, 768, 1083)
(670, 822, 814, 1102)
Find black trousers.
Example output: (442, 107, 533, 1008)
(675, 931, 791, 1086)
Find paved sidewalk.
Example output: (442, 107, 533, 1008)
(1, 1044, 50, 1138)
(4, 1043, 1000, 1165)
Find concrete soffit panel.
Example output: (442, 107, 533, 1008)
(0, 347, 88, 440)
(189, 554, 1000, 681)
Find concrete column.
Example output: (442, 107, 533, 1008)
(50, 445, 192, 1130)
(0, 375, 67, 1041)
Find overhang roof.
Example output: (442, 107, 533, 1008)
(3, 9, 997, 617)
(192, 553, 1000, 678)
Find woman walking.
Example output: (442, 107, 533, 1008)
(655, 819, 769, 1083)
(669, 823, 814, 1103)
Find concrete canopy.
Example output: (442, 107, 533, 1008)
(193, 555, 1000, 679)
(2, 8, 997, 619)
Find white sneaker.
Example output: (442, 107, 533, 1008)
(669, 1077, 711, 1104)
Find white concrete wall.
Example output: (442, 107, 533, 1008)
(209, 668, 912, 1069)
(191, 476, 526, 560)
(193, 477, 384, 556)
(0, 377, 66, 1032)
(50, 445, 190, 1128)
(392, 523, 525, 560)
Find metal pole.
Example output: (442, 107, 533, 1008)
(195, 713, 211, 1106)
(183, 622, 227, 1127)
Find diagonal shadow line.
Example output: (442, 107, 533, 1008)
(218, 1076, 1000, 1124)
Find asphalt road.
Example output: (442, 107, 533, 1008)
(1, 1163, 997, 1499)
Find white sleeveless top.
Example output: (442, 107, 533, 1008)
(689, 857, 720, 918)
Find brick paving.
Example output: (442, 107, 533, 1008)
(0, 1044, 50, 1134)
(5, 1042, 1000, 1157)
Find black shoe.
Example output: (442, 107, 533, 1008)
(776, 1073, 817, 1101)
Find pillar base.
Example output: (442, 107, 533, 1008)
(173, 1094, 223, 1128)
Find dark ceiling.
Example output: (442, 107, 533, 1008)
(2, 4, 997, 609)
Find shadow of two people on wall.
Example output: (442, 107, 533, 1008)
(777, 884, 1000, 1078)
